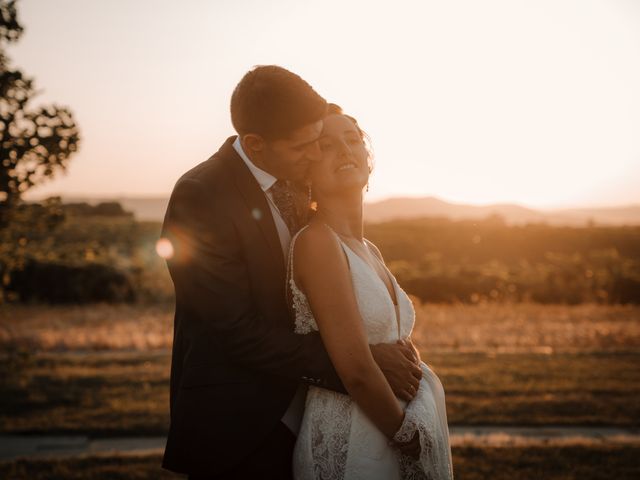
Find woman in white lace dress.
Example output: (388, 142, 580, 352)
(288, 105, 453, 479)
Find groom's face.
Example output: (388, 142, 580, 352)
(261, 120, 324, 182)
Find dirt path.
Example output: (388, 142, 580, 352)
(1, 426, 638, 461)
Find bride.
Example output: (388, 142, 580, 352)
(288, 104, 453, 479)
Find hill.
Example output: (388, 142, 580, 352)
(56, 195, 640, 226)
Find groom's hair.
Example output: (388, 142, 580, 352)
(231, 65, 327, 140)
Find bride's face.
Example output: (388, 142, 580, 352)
(309, 114, 370, 197)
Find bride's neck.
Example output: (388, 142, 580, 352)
(315, 191, 364, 241)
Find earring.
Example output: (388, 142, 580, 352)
(366, 183, 369, 193)
(307, 184, 312, 205)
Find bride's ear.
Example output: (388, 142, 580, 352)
(242, 134, 265, 154)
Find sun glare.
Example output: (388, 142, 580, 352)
(155, 238, 174, 259)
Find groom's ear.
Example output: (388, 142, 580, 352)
(242, 134, 265, 154)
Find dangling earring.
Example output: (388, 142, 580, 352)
(307, 184, 318, 211)
(366, 183, 369, 193)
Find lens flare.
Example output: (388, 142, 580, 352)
(155, 237, 174, 259)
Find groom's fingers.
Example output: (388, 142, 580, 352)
(409, 362, 422, 381)
(397, 339, 421, 367)
(404, 337, 423, 363)
(405, 365, 421, 392)
(397, 342, 416, 363)
(399, 390, 413, 402)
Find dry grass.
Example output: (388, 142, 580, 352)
(428, 352, 640, 426)
(451, 444, 640, 480)
(1, 350, 637, 435)
(0, 304, 173, 351)
(1, 302, 638, 437)
(1, 445, 639, 480)
(412, 301, 640, 353)
(1, 300, 638, 479)
(1, 302, 639, 353)
(0, 352, 170, 435)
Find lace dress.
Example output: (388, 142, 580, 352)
(289, 226, 454, 480)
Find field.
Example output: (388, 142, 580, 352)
(1, 349, 638, 435)
(1, 445, 639, 480)
(2, 301, 638, 353)
(1, 302, 639, 478)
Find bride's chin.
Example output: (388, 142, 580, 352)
(337, 175, 367, 191)
(314, 177, 367, 200)
(335, 181, 366, 196)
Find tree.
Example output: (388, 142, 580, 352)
(0, 0, 80, 224)
(0, 0, 80, 301)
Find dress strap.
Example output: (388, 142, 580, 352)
(286, 224, 311, 309)
(287, 225, 311, 280)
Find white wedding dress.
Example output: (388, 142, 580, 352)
(288, 225, 454, 480)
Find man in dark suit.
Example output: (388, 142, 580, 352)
(161, 65, 423, 479)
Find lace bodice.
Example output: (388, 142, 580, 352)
(287, 225, 415, 343)
(289, 225, 453, 479)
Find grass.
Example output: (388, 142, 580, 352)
(451, 444, 640, 480)
(431, 351, 640, 426)
(1, 302, 638, 478)
(411, 302, 640, 353)
(0, 352, 169, 436)
(1, 445, 638, 480)
(1, 350, 637, 435)
(2, 302, 639, 353)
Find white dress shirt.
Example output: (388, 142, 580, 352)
(233, 137, 292, 260)
(232, 136, 307, 435)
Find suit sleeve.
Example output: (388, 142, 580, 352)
(162, 177, 346, 393)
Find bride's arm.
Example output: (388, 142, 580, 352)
(294, 223, 404, 439)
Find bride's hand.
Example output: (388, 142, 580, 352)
(392, 431, 421, 460)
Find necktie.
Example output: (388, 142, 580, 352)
(269, 179, 298, 235)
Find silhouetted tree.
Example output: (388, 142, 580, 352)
(0, 0, 80, 225)
(0, 1, 80, 301)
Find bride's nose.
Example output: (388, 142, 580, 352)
(336, 139, 353, 158)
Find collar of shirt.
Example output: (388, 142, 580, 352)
(233, 136, 277, 192)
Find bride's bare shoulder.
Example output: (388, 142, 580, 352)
(296, 221, 336, 248)
(293, 222, 344, 270)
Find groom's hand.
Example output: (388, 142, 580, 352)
(402, 337, 423, 364)
(370, 342, 422, 402)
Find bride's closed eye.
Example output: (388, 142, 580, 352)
(319, 139, 335, 151)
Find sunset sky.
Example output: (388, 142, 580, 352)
(12, 0, 640, 208)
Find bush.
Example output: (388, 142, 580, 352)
(7, 259, 136, 303)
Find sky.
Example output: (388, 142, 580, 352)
(10, 0, 640, 208)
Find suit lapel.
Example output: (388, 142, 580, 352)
(221, 137, 286, 274)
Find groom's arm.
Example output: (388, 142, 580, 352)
(163, 177, 346, 392)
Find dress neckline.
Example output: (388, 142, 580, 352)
(323, 224, 402, 338)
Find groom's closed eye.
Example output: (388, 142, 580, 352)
(292, 139, 320, 153)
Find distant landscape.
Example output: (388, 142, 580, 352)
(53, 195, 640, 226)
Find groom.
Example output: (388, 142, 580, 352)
(161, 65, 422, 479)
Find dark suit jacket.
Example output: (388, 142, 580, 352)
(161, 136, 345, 476)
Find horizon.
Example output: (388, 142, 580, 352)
(32, 191, 640, 212)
